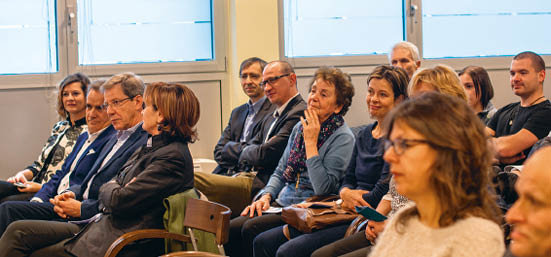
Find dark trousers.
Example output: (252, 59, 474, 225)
(0, 180, 34, 203)
(254, 224, 349, 257)
(0, 201, 59, 237)
(311, 231, 372, 257)
(0, 220, 80, 257)
(225, 214, 284, 257)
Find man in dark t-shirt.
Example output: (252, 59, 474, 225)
(486, 51, 551, 166)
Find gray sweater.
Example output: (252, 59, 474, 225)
(369, 205, 505, 257)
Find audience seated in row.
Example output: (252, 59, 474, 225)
(195, 60, 307, 215)
(0, 81, 115, 236)
(0, 81, 200, 257)
(212, 57, 276, 175)
(0, 72, 149, 255)
(0, 73, 90, 202)
(368, 92, 505, 256)
(226, 66, 355, 257)
(0, 42, 550, 257)
(253, 65, 409, 257)
(313, 61, 471, 257)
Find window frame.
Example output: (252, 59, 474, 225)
(0, 0, 227, 89)
(278, 0, 551, 70)
(277, 0, 406, 68)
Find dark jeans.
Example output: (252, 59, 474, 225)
(0, 220, 80, 257)
(225, 214, 284, 257)
(253, 224, 349, 257)
(0, 180, 34, 203)
(311, 231, 372, 257)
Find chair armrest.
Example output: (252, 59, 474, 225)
(104, 229, 191, 257)
(344, 216, 367, 238)
(161, 251, 226, 257)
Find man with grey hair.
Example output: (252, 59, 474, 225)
(388, 41, 421, 78)
(0, 72, 149, 256)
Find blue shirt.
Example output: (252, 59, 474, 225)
(240, 96, 267, 142)
(263, 122, 355, 206)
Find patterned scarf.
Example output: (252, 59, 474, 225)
(282, 113, 344, 183)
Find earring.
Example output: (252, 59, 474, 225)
(157, 124, 162, 131)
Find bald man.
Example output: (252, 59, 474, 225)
(504, 146, 551, 257)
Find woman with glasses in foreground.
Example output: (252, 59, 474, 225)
(368, 92, 504, 257)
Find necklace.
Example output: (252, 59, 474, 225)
(508, 96, 546, 126)
(526, 95, 545, 107)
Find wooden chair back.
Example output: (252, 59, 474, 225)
(183, 198, 231, 246)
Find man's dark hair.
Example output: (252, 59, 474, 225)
(239, 57, 268, 75)
(513, 51, 546, 72)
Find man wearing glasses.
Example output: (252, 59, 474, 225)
(195, 60, 306, 217)
(211, 57, 275, 175)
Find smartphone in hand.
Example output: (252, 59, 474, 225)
(13, 182, 28, 188)
(355, 206, 387, 222)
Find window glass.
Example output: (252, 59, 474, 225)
(422, 0, 551, 58)
(0, 0, 58, 75)
(77, 0, 213, 65)
(283, 0, 403, 58)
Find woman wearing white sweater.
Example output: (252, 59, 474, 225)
(368, 92, 505, 257)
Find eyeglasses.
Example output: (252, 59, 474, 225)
(259, 73, 291, 87)
(103, 97, 133, 109)
(384, 138, 433, 155)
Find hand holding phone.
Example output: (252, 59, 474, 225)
(355, 206, 387, 222)
(13, 182, 28, 188)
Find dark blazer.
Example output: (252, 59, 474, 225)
(68, 125, 148, 219)
(33, 126, 116, 202)
(213, 98, 275, 174)
(64, 135, 194, 257)
(239, 94, 307, 184)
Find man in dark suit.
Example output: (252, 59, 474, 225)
(212, 57, 275, 175)
(0, 73, 148, 254)
(195, 60, 306, 215)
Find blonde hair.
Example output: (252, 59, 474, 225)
(409, 64, 467, 101)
